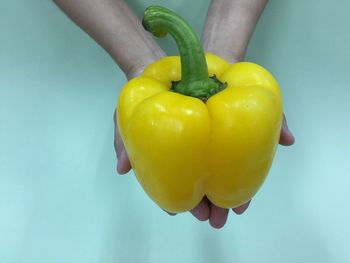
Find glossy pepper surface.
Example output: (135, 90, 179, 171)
(117, 6, 283, 213)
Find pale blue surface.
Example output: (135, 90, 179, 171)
(1, 0, 350, 262)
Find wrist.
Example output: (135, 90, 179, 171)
(123, 53, 165, 80)
(202, 0, 268, 64)
(203, 47, 242, 64)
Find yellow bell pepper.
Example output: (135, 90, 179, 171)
(117, 6, 283, 213)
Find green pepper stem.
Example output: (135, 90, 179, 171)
(142, 6, 225, 100)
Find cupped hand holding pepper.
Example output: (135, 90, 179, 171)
(55, 0, 295, 228)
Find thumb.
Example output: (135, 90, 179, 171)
(114, 110, 132, 174)
(279, 114, 295, 146)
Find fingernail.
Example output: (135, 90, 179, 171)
(233, 200, 251, 215)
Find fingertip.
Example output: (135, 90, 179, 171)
(163, 209, 177, 216)
(116, 166, 128, 175)
(167, 212, 177, 216)
(209, 203, 229, 229)
(279, 131, 295, 146)
(232, 200, 251, 215)
(116, 151, 131, 175)
(209, 219, 226, 229)
(194, 208, 210, 221)
(197, 212, 210, 221)
(288, 134, 295, 145)
(280, 114, 295, 146)
(232, 209, 245, 215)
(190, 198, 210, 221)
(117, 165, 131, 175)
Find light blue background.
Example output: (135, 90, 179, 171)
(1, 0, 349, 262)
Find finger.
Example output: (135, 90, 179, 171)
(232, 200, 251, 215)
(113, 111, 121, 158)
(117, 149, 132, 174)
(279, 114, 295, 146)
(190, 197, 211, 221)
(209, 203, 229, 229)
(114, 111, 131, 174)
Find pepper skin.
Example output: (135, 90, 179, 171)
(117, 6, 283, 213)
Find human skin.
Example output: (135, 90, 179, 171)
(54, 0, 295, 228)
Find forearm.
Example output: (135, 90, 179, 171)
(53, 0, 165, 79)
(202, 0, 268, 63)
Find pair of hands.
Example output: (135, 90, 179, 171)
(111, 1, 295, 229)
(114, 108, 294, 229)
(54, 0, 295, 228)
